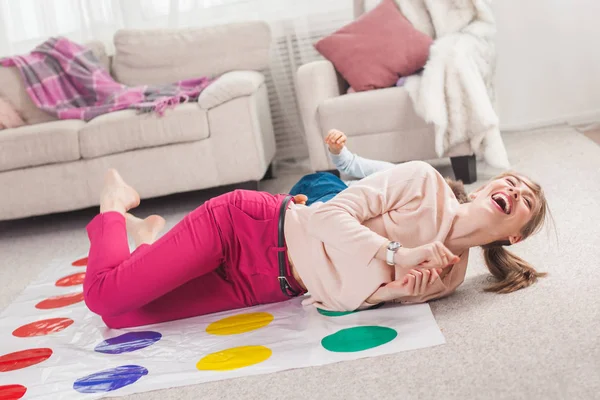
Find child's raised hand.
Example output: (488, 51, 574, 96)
(325, 129, 347, 155)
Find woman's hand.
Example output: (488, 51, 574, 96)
(395, 241, 460, 270)
(366, 268, 442, 303)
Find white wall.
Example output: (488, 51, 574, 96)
(494, 0, 600, 130)
(2, 1, 598, 135)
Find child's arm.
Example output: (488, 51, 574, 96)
(325, 129, 396, 179)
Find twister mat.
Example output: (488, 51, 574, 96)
(0, 255, 445, 399)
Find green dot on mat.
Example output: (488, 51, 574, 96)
(317, 309, 354, 317)
(317, 302, 384, 317)
(321, 326, 398, 353)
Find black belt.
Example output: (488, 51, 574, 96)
(278, 195, 300, 297)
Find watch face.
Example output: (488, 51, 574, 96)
(388, 242, 401, 251)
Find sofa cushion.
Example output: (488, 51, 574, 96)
(198, 71, 265, 109)
(318, 86, 427, 136)
(315, 0, 432, 92)
(0, 120, 83, 172)
(112, 22, 271, 86)
(79, 103, 209, 159)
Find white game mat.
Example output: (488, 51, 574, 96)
(0, 255, 445, 399)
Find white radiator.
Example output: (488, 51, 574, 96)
(263, 11, 353, 161)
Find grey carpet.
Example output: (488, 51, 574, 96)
(1, 126, 598, 400)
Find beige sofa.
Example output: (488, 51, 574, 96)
(296, 0, 477, 184)
(0, 22, 275, 221)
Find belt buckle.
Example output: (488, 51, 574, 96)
(278, 276, 292, 288)
(278, 275, 297, 297)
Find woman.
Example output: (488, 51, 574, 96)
(84, 157, 548, 328)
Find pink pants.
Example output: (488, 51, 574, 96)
(83, 190, 304, 329)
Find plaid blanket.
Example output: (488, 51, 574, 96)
(0, 37, 212, 121)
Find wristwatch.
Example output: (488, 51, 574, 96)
(386, 241, 402, 266)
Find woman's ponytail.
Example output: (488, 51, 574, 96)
(482, 245, 547, 293)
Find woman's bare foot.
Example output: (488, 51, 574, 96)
(126, 213, 166, 247)
(99, 169, 140, 215)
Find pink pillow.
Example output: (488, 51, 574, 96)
(0, 97, 25, 130)
(315, 0, 432, 92)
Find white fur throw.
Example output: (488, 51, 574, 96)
(395, 0, 510, 169)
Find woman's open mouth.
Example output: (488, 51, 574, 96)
(491, 192, 512, 215)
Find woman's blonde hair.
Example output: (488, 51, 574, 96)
(446, 173, 549, 293)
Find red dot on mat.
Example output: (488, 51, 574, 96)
(0, 384, 27, 400)
(55, 272, 86, 287)
(12, 318, 74, 338)
(71, 257, 88, 267)
(0, 348, 52, 372)
(35, 292, 84, 310)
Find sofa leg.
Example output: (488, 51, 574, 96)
(450, 155, 477, 184)
(318, 169, 341, 178)
(261, 163, 274, 180)
(237, 180, 259, 191)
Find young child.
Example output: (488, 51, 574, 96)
(291, 129, 470, 205)
(290, 129, 397, 205)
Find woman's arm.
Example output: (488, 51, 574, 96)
(391, 253, 468, 304)
(366, 253, 468, 306)
(365, 268, 443, 304)
(307, 161, 460, 271)
(306, 162, 430, 268)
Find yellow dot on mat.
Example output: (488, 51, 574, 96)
(206, 312, 274, 336)
(196, 345, 272, 371)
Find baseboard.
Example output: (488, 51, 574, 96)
(500, 109, 600, 132)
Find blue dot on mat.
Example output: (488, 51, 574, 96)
(94, 331, 162, 354)
(73, 365, 148, 393)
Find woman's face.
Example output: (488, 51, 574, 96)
(470, 175, 537, 244)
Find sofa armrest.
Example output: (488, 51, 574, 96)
(296, 60, 344, 171)
(198, 70, 265, 109)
